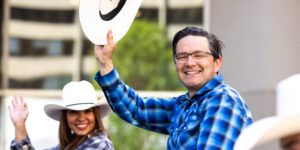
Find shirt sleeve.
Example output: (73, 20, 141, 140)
(47, 145, 59, 150)
(197, 94, 252, 150)
(10, 135, 35, 150)
(94, 69, 176, 134)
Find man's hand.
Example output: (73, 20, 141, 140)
(94, 30, 116, 76)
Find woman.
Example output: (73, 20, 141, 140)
(9, 80, 114, 150)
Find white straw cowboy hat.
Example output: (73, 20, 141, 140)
(234, 74, 300, 150)
(79, 0, 142, 45)
(44, 80, 110, 121)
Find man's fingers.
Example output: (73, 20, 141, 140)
(107, 30, 114, 46)
(94, 45, 104, 51)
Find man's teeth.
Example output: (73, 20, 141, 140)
(185, 71, 199, 74)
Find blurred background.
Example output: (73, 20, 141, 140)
(1, 0, 300, 149)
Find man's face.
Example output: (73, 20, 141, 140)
(175, 35, 222, 96)
(280, 133, 300, 150)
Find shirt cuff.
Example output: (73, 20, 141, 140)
(10, 135, 34, 150)
(94, 68, 120, 89)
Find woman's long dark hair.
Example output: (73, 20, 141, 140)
(58, 107, 107, 149)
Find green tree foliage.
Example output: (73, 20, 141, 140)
(112, 19, 182, 91)
(108, 114, 168, 150)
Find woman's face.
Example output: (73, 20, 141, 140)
(66, 108, 96, 136)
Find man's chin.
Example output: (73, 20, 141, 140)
(184, 82, 202, 89)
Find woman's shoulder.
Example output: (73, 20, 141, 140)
(80, 132, 114, 150)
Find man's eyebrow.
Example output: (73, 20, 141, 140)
(178, 50, 209, 53)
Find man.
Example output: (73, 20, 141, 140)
(94, 27, 253, 149)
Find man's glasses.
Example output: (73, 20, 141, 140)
(175, 51, 212, 63)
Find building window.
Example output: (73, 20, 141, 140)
(138, 8, 159, 21)
(9, 75, 72, 89)
(9, 38, 20, 55)
(82, 39, 94, 56)
(167, 7, 203, 24)
(9, 38, 73, 56)
(42, 75, 71, 89)
(11, 7, 75, 23)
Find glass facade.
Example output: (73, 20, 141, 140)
(9, 38, 73, 56)
(4, 2, 203, 89)
(7, 6, 83, 89)
(139, 8, 159, 21)
(139, 6, 203, 24)
(11, 7, 75, 23)
(167, 7, 203, 24)
(9, 75, 71, 89)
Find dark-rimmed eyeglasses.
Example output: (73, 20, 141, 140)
(175, 51, 212, 63)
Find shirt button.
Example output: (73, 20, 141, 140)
(183, 127, 187, 130)
(175, 128, 178, 131)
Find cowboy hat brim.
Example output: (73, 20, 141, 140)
(234, 113, 300, 150)
(44, 102, 111, 121)
(79, 0, 142, 45)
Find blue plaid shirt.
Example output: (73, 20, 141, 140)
(10, 132, 113, 150)
(95, 69, 253, 150)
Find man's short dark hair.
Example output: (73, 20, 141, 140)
(172, 27, 224, 62)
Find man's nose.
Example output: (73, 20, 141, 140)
(186, 55, 196, 64)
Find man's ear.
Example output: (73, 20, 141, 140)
(214, 57, 222, 73)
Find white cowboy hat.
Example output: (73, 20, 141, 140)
(79, 0, 142, 45)
(234, 74, 300, 150)
(44, 80, 110, 121)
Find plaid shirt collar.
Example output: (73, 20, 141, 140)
(180, 74, 224, 104)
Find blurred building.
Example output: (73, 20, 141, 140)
(1, 0, 300, 150)
(1, 0, 204, 89)
(0, 0, 203, 149)
(1, 0, 94, 90)
(207, 1, 300, 150)
(141, 0, 203, 39)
